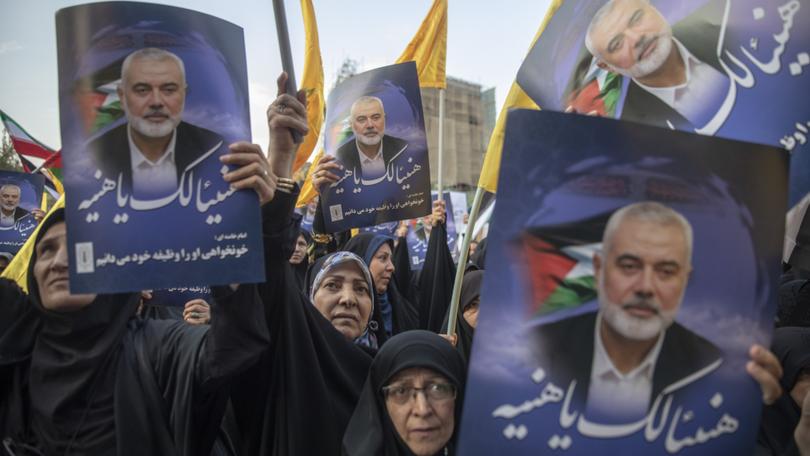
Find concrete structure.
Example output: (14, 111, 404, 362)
(421, 77, 496, 190)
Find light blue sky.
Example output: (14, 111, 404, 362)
(0, 0, 552, 150)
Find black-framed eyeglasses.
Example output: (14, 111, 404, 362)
(382, 382, 457, 405)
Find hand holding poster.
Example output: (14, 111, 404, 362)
(57, 2, 263, 293)
(458, 110, 787, 454)
(0, 171, 44, 257)
(318, 62, 431, 232)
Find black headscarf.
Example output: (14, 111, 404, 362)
(342, 330, 466, 456)
(757, 327, 810, 455)
(468, 237, 487, 271)
(291, 229, 313, 293)
(442, 270, 483, 365)
(24, 209, 140, 454)
(342, 233, 419, 338)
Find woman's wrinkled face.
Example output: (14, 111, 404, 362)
(369, 242, 395, 294)
(383, 367, 456, 456)
(313, 262, 372, 340)
(34, 222, 96, 311)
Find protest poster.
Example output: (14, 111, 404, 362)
(515, 0, 809, 232)
(0, 171, 44, 257)
(404, 191, 458, 269)
(457, 110, 788, 455)
(56, 2, 263, 293)
(320, 62, 431, 232)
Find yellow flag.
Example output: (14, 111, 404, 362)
(396, 0, 448, 89)
(1, 194, 65, 291)
(295, 148, 323, 208)
(478, 0, 563, 194)
(293, 0, 325, 174)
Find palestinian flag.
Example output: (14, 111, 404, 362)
(516, 211, 614, 318)
(0, 109, 64, 197)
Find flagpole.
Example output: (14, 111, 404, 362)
(445, 185, 484, 337)
(436, 88, 446, 197)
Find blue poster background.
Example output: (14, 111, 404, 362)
(56, 2, 263, 293)
(0, 171, 44, 256)
(457, 110, 787, 455)
(320, 62, 431, 232)
(406, 191, 458, 270)
(516, 0, 809, 209)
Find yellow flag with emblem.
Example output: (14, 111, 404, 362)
(477, 0, 563, 194)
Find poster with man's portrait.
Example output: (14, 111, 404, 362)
(457, 110, 787, 454)
(320, 62, 431, 233)
(56, 2, 263, 293)
(516, 0, 809, 264)
(0, 171, 44, 257)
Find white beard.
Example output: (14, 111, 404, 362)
(1, 203, 16, 212)
(597, 283, 679, 341)
(122, 99, 182, 139)
(356, 132, 382, 146)
(610, 31, 674, 80)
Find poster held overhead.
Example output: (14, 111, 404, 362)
(57, 2, 263, 293)
(0, 171, 44, 257)
(458, 110, 787, 455)
(320, 62, 431, 233)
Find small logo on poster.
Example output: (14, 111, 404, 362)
(329, 204, 344, 222)
(75, 242, 95, 274)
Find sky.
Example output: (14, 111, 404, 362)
(0, 0, 552, 150)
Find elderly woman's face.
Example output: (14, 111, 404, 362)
(34, 222, 96, 311)
(383, 367, 456, 456)
(313, 262, 372, 340)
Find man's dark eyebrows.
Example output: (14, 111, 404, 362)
(160, 82, 179, 89)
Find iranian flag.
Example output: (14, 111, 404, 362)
(1, 109, 63, 196)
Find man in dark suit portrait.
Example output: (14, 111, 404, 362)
(335, 96, 408, 181)
(531, 201, 722, 421)
(0, 184, 29, 227)
(584, 0, 730, 131)
(88, 47, 224, 198)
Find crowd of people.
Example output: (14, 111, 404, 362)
(0, 74, 808, 455)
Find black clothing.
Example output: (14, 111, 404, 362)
(342, 330, 466, 456)
(757, 327, 810, 455)
(229, 188, 375, 455)
(88, 121, 226, 194)
(530, 311, 723, 410)
(0, 209, 269, 455)
(418, 223, 456, 333)
(441, 270, 483, 365)
(334, 135, 408, 179)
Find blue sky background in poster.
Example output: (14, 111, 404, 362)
(0, 171, 43, 256)
(516, 0, 809, 209)
(56, 2, 262, 294)
(320, 62, 431, 232)
(457, 110, 787, 455)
